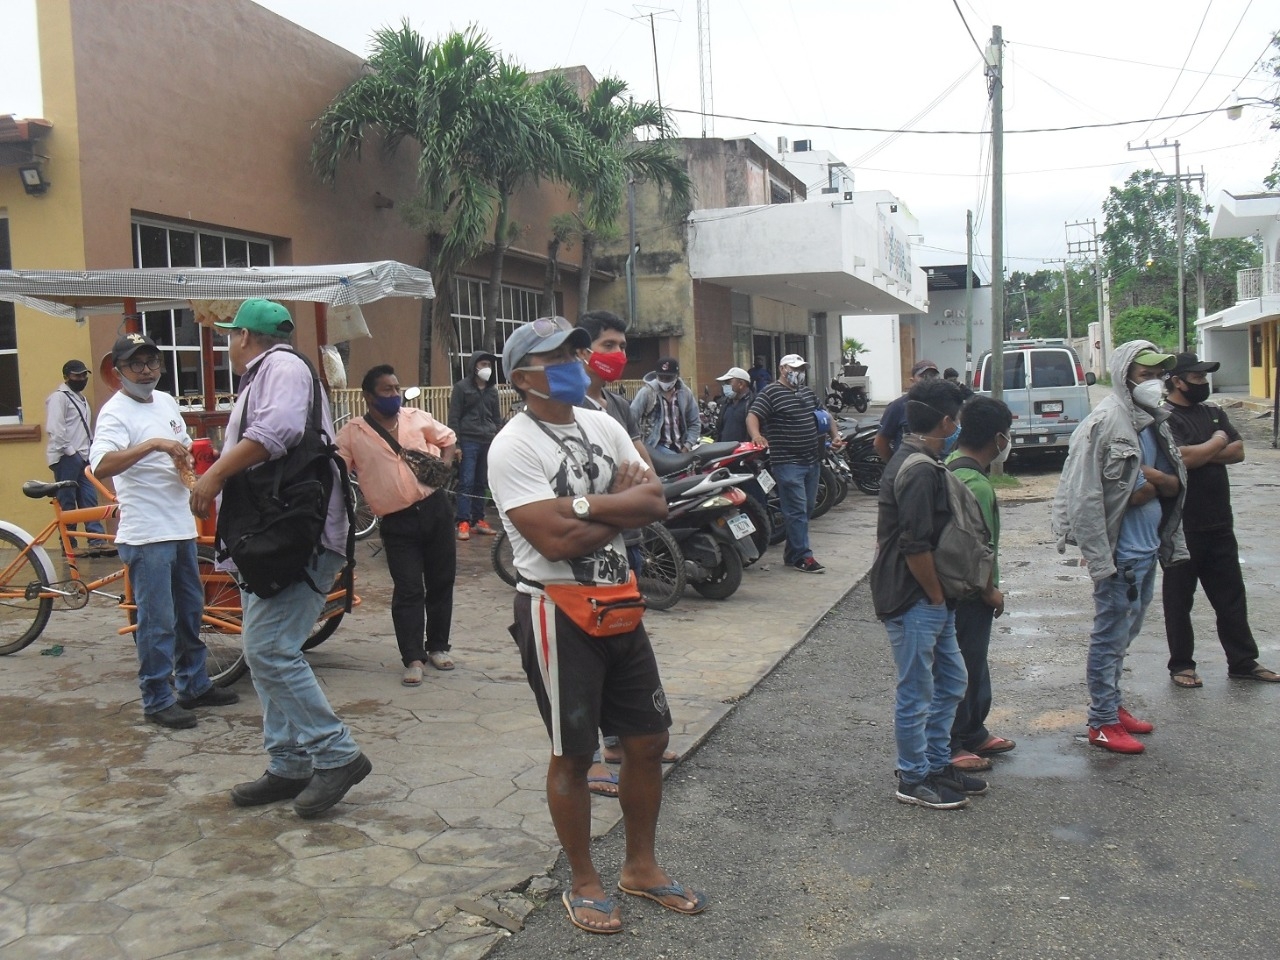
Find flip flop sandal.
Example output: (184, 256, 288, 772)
(587, 773, 619, 798)
(604, 750, 680, 764)
(951, 751, 993, 772)
(1229, 667, 1280, 683)
(562, 891, 623, 934)
(617, 879, 708, 915)
(1171, 670, 1203, 688)
(975, 736, 1016, 755)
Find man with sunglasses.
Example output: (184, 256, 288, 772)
(90, 333, 239, 729)
(489, 317, 705, 935)
(1160, 353, 1278, 687)
(1053, 341, 1186, 754)
(45, 358, 110, 555)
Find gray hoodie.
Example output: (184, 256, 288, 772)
(1051, 340, 1187, 581)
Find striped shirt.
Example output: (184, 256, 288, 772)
(749, 383, 820, 465)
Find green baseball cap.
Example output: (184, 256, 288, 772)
(215, 299, 295, 335)
(1133, 350, 1175, 369)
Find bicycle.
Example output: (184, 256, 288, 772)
(0, 474, 354, 686)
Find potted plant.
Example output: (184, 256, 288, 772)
(842, 337, 869, 377)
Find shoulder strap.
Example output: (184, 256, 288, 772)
(946, 456, 984, 474)
(363, 412, 402, 453)
(67, 391, 92, 439)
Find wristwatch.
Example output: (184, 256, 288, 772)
(571, 496, 591, 520)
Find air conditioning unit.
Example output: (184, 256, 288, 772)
(776, 136, 789, 154)
(794, 139, 812, 152)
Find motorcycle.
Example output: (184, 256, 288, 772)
(661, 468, 760, 600)
(840, 417, 884, 496)
(825, 376, 870, 414)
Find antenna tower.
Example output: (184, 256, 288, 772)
(697, 0, 714, 137)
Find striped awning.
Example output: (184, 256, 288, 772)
(0, 261, 434, 319)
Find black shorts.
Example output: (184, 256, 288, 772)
(510, 592, 672, 757)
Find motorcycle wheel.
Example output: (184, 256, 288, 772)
(691, 543, 744, 600)
(765, 492, 787, 545)
(810, 464, 839, 519)
(737, 496, 772, 565)
(853, 395, 868, 413)
(635, 522, 685, 611)
(825, 394, 845, 414)
(830, 460, 850, 506)
(848, 451, 884, 496)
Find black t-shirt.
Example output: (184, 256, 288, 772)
(869, 439, 952, 619)
(748, 383, 819, 464)
(1162, 401, 1240, 532)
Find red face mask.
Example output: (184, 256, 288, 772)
(586, 350, 627, 382)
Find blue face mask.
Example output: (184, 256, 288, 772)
(942, 422, 961, 456)
(526, 359, 591, 406)
(370, 394, 403, 417)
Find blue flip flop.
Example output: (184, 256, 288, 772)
(617, 879, 708, 915)
(562, 890, 623, 934)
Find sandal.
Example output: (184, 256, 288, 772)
(426, 651, 455, 671)
(1171, 669, 1203, 688)
(401, 664, 423, 686)
(617, 879, 708, 915)
(951, 750, 993, 772)
(974, 735, 1016, 755)
(587, 772, 619, 798)
(1228, 666, 1280, 683)
(562, 891, 622, 934)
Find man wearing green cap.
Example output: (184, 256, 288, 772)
(1052, 341, 1186, 755)
(192, 299, 370, 818)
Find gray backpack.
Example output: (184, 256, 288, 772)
(892, 452, 993, 600)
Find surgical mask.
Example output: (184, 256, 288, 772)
(722, 383, 736, 398)
(1179, 380, 1210, 404)
(784, 370, 805, 387)
(67, 379, 88, 393)
(1129, 379, 1164, 409)
(522, 359, 591, 406)
(941, 422, 961, 456)
(476, 366, 493, 382)
(587, 350, 628, 382)
(992, 432, 1012, 465)
(656, 377, 677, 391)
(118, 377, 156, 401)
(369, 394, 403, 417)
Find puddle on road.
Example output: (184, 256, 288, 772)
(1050, 823, 1100, 846)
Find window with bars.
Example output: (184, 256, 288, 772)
(131, 220, 272, 402)
(450, 276, 541, 382)
(0, 218, 19, 423)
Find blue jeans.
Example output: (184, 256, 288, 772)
(240, 549, 361, 777)
(117, 539, 210, 714)
(456, 439, 490, 525)
(52, 453, 105, 537)
(1087, 554, 1157, 728)
(951, 598, 994, 753)
(885, 598, 967, 783)
(772, 460, 819, 566)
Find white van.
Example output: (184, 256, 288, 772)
(973, 340, 1096, 454)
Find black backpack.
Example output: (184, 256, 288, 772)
(216, 348, 355, 601)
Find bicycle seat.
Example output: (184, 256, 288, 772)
(23, 480, 75, 499)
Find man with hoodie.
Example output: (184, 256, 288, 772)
(449, 352, 502, 541)
(1052, 341, 1186, 755)
(631, 357, 700, 455)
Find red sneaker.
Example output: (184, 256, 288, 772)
(1088, 722, 1145, 754)
(1117, 706, 1154, 735)
(473, 519, 497, 536)
(456, 522, 471, 541)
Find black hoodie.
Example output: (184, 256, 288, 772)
(448, 353, 502, 443)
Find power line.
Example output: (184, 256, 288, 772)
(1006, 40, 1249, 79)
(1153, 0, 1254, 141)
(951, 0, 985, 61)
(1133, 0, 1215, 144)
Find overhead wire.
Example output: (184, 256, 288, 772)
(1131, 0, 1215, 144)
(951, 0, 986, 61)
(849, 63, 978, 167)
(1154, 0, 1255, 141)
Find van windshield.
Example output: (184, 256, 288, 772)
(981, 349, 1076, 389)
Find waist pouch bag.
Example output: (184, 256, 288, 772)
(217, 350, 355, 600)
(363, 414, 454, 490)
(541, 573, 647, 637)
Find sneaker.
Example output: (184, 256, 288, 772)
(1088, 722, 1145, 754)
(178, 685, 241, 709)
(1117, 706, 1154, 735)
(146, 703, 197, 729)
(793, 557, 825, 574)
(456, 522, 471, 541)
(894, 772, 970, 810)
(932, 764, 989, 796)
(473, 519, 497, 536)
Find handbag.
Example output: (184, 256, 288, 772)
(540, 573, 647, 637)
(363, 413, 453, 490)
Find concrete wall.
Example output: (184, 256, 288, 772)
(908, 286, 993, 380)
(845, 315, 901, 402)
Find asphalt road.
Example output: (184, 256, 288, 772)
(489, 433, 1280, 960)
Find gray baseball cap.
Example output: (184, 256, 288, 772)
(501, 317, 591, 373)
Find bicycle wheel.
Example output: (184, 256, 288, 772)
(634, 522, 685, 611)
(0, 529, 55, 656)
(301, 571, 349, 652)
(491, 530, 518, 587)
(350, 480, 378, 541)
(194, 546, 248, 687)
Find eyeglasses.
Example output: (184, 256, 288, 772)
(1118, 567, 1138, 603)
(123, 357, 164, 374)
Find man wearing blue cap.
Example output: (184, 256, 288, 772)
(489, 317, 706, 935)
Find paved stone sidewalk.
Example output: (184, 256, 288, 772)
(0, 482, 896, 959)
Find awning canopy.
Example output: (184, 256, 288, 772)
(0, 261, 434, 319)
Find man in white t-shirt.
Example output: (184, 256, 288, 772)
(90, 333, 239, 729)
(489, 317, 707, 936)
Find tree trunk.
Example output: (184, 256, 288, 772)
(483, 193, 511, 354)
(542, 235, 562, 317)
(578, 233, 596, 317)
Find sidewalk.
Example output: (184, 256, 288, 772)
(0, 485, 880, 958)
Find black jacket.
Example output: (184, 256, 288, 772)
(448, 353, 502, 443)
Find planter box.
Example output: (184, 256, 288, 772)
(843, 364, 868, 376)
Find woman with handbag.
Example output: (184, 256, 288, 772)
(337, 364, 459, 684)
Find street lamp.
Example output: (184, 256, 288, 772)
(1225, 92, 1280, 121)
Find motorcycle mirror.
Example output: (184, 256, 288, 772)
(403, 386, 422, 401)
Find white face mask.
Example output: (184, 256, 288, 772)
(784, 370, 805, 387)
(1129, 379, 1164, 409)
(722, 383, 735, 397)
(657, 378, 677, 391)
(476, 366, 493, 382)
(991, 432, 1012, 465)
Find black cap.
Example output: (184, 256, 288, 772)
(1168, 352, 1220, 376)
(111, 332, 160, 363)
(62, 359, 89, 377)
(656, 357, 679, 376)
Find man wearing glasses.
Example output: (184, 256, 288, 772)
(90, 333, 239, 729)
(45, 358, 110, 555)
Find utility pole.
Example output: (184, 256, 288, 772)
(987, 25, 1004, 403)
(965, 209, 974, 387)
(1067, 219, 1104, 374)
(1044, 257, 1072, 341)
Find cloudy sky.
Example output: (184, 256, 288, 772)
(4, 0, 1277, 279)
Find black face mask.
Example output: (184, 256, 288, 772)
(1179, 380, 1210, 405)
(67, 379, 88, 393)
